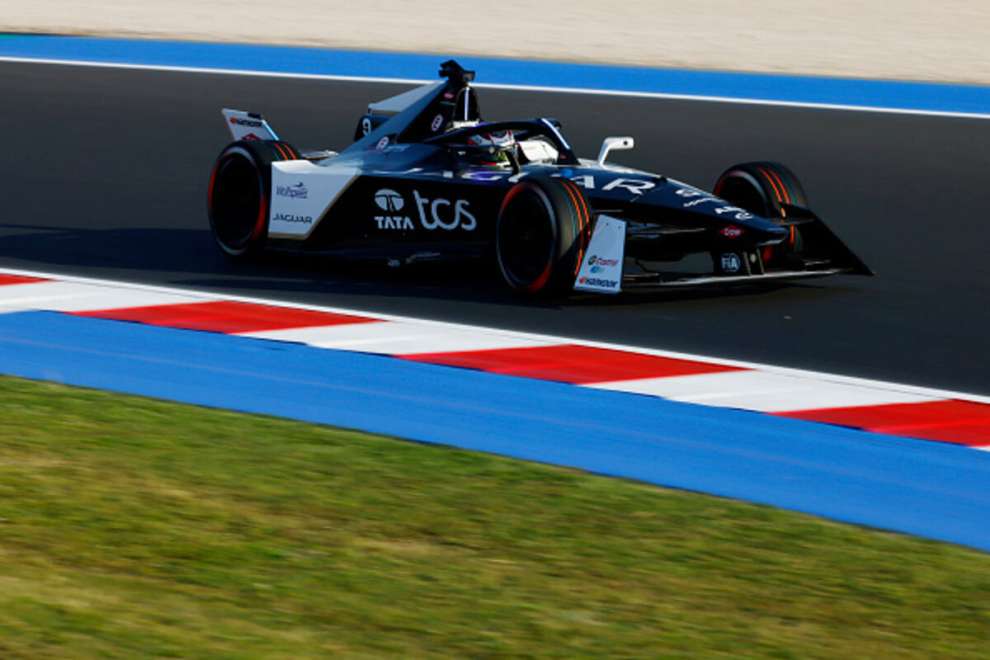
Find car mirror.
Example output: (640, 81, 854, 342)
(598, 136, 635, 166)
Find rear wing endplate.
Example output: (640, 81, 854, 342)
(221, 109, 280, 142)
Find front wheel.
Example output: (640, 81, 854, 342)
(495, 177, 591, 296)
(207, 140, 300, 258)
(714, 161, 808, 265)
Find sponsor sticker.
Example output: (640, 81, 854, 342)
(430, 114, 445, 132)
(578, 276, 620, 288)
(676, 188, 754, 220)
(574, 216, 626, 294)
(375, 189, 404, 212)
(719, 225, 743, 239)
(276, 181, 308, 199)
(373, 189, 414, 230)
(268, 161, 359, 239)
(569, 175, 656, 194)
(720, 253, 742, 273)
(413, 191, 477, 231)
(230, 117, 262, 128)
(588, 255, 620, 267)
(272, 212, 313, 225)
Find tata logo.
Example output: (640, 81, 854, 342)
(373, 189, 413, 230)
(375, 189, 404, 212)
(413, 191, 477, 231)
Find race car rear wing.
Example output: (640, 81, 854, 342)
(345, 60, 481, 152)
(367, 82, 445, 117)
(221, 109, 280, 142)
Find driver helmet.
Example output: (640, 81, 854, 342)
(466, 129, 516, 167)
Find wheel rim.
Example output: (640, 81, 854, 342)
(210, 152, 264, 253)
(497, 185, 557, 290)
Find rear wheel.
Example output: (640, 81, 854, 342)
(495, 177, 592, 296)
(714, 161, 808, 265)
(207, 140, 300, 258)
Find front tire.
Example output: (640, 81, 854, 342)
(207, 140, 300, 258)
(495, 177, 591, 296)
(714, 161, 808, 263)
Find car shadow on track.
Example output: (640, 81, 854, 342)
(0, 223, 838, 310)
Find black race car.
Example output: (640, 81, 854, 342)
(207, 60, 871, 296)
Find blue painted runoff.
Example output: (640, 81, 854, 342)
(2, 310, 989, 551)
(1, 34, 989, 115)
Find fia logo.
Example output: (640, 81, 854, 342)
(373, 189, 414, 230)
(720, 253, 742, 274)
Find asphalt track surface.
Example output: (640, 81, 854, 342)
(3, 61, 989, 394)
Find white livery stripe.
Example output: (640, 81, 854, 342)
(0, 281, 201, 313)
(591, 371, 939, 413)
(243, 320, 557, 355)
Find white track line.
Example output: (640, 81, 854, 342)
(2, 265, 989, 405)
(1, 55, 989, 121)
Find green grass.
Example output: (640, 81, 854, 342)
(0, 376, 987, 658)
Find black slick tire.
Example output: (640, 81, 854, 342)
(714, 161, 808, 260)
(495, 176, 592, 296)
(207, 140, 300, 259)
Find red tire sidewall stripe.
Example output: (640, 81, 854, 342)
(526, 193, 556, 292)
(498, 184, 553, 294)
(758, 166, 785, 204)
(761, 166, 791, 205)
(558, 181, 584, 276)
(207, 163, 218, 210)
(526, 185, 556, 294)
(250, 148, 269, 242)
(771, 170, 791, 204)
(562, 180, 591, 278)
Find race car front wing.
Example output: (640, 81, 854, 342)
(573, 214, 872, 294)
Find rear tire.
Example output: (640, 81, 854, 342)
(207, 140, 300, 259)
(495, 177, 592, 296)
(714, 161, 807, 263)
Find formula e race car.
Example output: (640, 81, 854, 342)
(207, 60, 871, 296)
